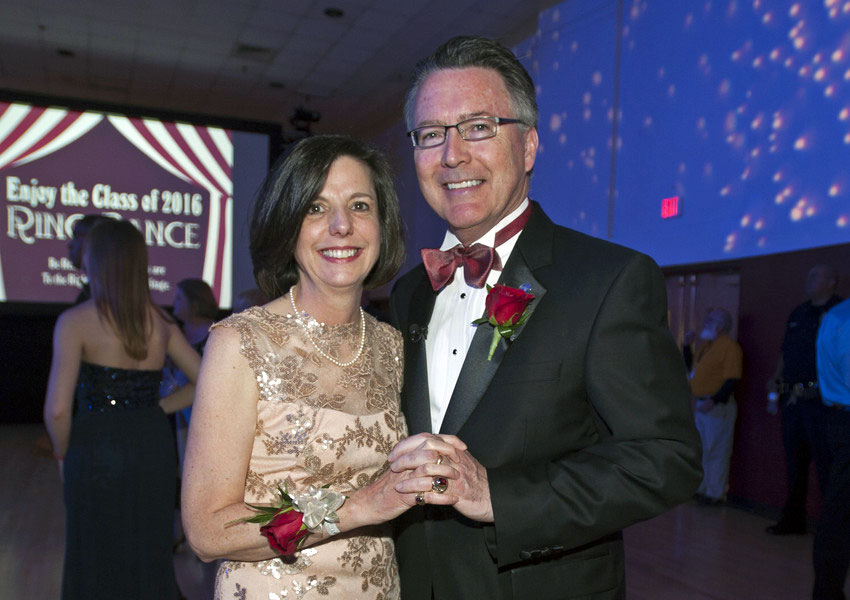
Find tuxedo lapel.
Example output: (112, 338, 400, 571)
(439, 203, 553, 435)
(402, 270, 437, 435)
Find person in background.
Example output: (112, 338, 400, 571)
(182, 135, 455, 600)
(67, 213, 113, 304)
(690, 307, 743, 505)
(813, 294, 850, 599)
(388, 35, 702, 599)
(766, 265, 842, 535)
(44, 218, 201, 599)
(162, 277, 219, 465)
(232, 287, 268, 314)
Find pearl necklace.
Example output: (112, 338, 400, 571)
(289, 288, 366, 368)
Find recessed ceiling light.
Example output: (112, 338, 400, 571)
(324, 7, 344, 18)
(56, 48, 75, 58)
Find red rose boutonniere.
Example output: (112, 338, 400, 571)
(472, 284, 535, 360)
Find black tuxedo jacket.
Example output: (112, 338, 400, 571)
(389, 203, 702, 600)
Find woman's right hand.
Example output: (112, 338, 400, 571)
(341, 433, 467, 527)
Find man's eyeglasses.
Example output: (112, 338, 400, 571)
(407, 116, 523, 148)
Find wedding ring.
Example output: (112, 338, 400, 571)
(432, 476, 448, 494)
(436, 455, 443, 465)
(415, 492, 426, 505)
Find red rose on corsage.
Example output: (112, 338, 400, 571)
(227, 484, 345, 557)
(260, 508, 307, 556)
(472, 284, 535, 360)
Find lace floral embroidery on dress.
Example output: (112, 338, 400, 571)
(211, 308, 404, 600)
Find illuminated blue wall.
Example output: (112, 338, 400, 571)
(523, 0, 850, 266)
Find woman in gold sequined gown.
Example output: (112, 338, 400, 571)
(182, 136, 461, 600)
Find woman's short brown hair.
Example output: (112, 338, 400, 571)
(250, 135, 404, 300)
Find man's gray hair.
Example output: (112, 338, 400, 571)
(404, 36, 539, 131)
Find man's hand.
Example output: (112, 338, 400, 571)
(389, 433, 494, 522)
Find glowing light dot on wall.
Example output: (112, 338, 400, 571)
(751, 146, 762, 158)
(794, 135, 809, 150)
(755, 218, 765, 230)
(762, 12, 774, 24)
(741, 167, 751, 180)
(583, 108, 592, 121)
(838, 215, 849, 227)
(549, 113, 562, 131)
(753, 56, 764, 68)
(839, 107, 850, 121)
(644, 116, 653, 127)
(799, 64, 812, 77)
(829, 184, 841, 196)
(794, 36, 807, 51)
(751, 114, 764, 129)
(845, 1, 850, 13)
(559, 133, 567, 145)
(773, 171, 784, 182)
(806, 205, 816, 217)
(668, 84, 677, 97)
(814, 67, 827, 81)
(583, 92, 591, 105)
(825, 85, 837, 98)
(789, 3, 801, 17)
(833, 48, 845, 62)
(770, 47, 781, 61)
(592, 71, 602, 85)
(791, 206, 803, 221)
(785, 57, 794, 68)
(844, 132, 850, 144)
(740, 214, 751, 227)
(721, 185, 731, 196)
(758, 236, 767, 247)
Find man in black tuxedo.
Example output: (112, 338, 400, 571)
(389, 36, 702, 600)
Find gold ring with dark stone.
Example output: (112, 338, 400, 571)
(432, 476, 448, 494)
(415, 492, 426, 505)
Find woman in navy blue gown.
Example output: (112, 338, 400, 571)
(44, 218, 201, 599)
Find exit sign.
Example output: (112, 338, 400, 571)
(661, 196, 680, 219)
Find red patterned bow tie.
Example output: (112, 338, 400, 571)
(421, 203, 532, 292)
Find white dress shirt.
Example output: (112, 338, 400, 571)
(426, 198, 529, 432)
